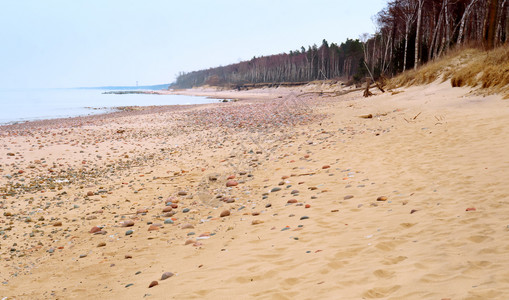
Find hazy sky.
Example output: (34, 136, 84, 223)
(0, 0, 387, 89)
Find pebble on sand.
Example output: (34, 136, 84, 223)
(149, 281, 158, 288)
(377, 196, 388, 201)
(89, 226, 102, 233)
(137, 208, 148, 214)
(220, 210, 230, 217)
(252, 220, 264, 225)
(466, 207, 476, 211)
(226, 180, 238, 187)
(182, 223, 194, 229)
(343, 195, 354, 200)
(161, 272, 174, 280)
(121, 220, 135, 227)
(148, 225, 160, 231)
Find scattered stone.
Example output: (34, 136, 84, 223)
(125, 230, 134, 235)
(164, 218, 174, 224)
(86, 191, 94, 197)
(177, 191, 187, 196)
(220, 210, 230, 217)
(148, 225, 160, 231)
(121, 220, 135, 227)
(322, 165, 330, 169)
(149, 281, 158, 288)
(343, 195, 354, 200)
(125, 254, 133, 259)
(252, 220, 263, 225)
(137, 208, 148, 214)
(97, 242, 106, 247)
(226, 180, 238, 187)
(182, 223, 194, 229)
(53, 221, 62, 227)
(410, 209, 418, 214)
(287, 199, 298, 204)
(305, 204, 311, 208)
(89, 226, 102, 233)
(161, 272, 174, 280)
(377, 196, 388, 201)
(300, 216, 309, 220)
(271, 187, 281, 192)
(466, 207, 476, 211)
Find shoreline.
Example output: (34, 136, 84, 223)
(1, 83, 509, 299)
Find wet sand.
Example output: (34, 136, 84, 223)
(1, 82, 509, 299)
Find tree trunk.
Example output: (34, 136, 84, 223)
(484, 0, 498, 49)
(444, 0, 450, 50)
(495, 0, 507, 45)
(430, 2, 445, 61)
(415, 0, 424, 69)
(457, 0, 478, 46)
(404, 27, 409, 71)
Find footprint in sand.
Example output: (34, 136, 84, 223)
(362, 285, 401, 298)
(382, 255, 407, 265)
(373, 269, 395, 279)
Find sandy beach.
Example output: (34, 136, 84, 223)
(1, 82, 509, 299)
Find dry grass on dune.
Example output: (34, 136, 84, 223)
(388, 44, 509, 98)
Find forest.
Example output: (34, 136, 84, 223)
(172, 0, 508, 89)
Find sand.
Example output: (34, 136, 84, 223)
(1, 81, 509, 299)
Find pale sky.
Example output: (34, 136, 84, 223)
(0, 0, 387, 89)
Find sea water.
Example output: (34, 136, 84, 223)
(0, 88, 216, 125)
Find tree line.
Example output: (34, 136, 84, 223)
(173, 39, 366, 88)
(172, 0, 508, 88)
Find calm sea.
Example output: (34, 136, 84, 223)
(0, 88, 216, 125)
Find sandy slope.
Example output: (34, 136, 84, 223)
(1, 82, 509, 299)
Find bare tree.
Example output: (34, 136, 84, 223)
(485, 0, 499, 49)
(414, 0, 424, 69)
